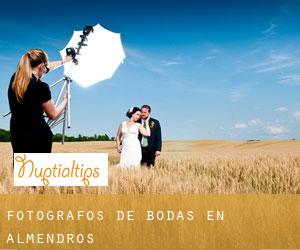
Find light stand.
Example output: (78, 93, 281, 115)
(47, 76, 71, 144)
(46, 25, 94, 143)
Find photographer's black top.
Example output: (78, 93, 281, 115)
(8, 74, 53, 153)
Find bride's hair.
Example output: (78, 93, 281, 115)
(126, 107, 141, 118)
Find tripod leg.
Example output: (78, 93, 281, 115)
(47, 79, 67, 126)
(46, 76, 71, 144)
(62, 106, 67, 144)
(55, 81, 66, 106)
(67, 80, 71, 128)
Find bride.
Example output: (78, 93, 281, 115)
(116, 107, 150, 168)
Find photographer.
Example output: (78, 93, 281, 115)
(8, 49, 72, 153)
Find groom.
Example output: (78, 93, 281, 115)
(139, 105, 162, 167)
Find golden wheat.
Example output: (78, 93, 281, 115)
(0, 140, 299, 194)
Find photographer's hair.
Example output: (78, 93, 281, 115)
(126, 107, 141, 118)
(12, 49, 48, 102)
(141, 104, 151, 113)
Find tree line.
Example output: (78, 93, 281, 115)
(0, 128, 114, 142)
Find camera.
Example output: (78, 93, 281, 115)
(66, 47, 76, 58)
(66, 47, 78, 65)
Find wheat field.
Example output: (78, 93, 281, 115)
(0, 140, 299, 194)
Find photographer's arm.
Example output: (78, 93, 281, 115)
(155, 121, 162, 157)
(42, 96, 68, 120)
(47, 56, 73, 71)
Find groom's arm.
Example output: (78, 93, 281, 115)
(155, 121, 162, 154)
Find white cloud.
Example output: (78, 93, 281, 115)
(293, 111, 300, 120)
(125, 47, 166, 75)
(161, 55, 182, 67)
(274, 107, 288, 112)
(250, 51, 300, 74)
(125, 47, 145, 60)
(262, 22, 277, 38)
(230, 89, 246, 102)
(250, 53, 289, 70)
(277, 75, 300, 85)
(267, 126, 287, 134)
(235, 123, 248, 129)
(187, 119, 199, 124)
(198, 54, 217, 67)
(210, 48, 220, 54)
(205, 56, 216, 61)
(256, 60, 300, 73)
(161, 60, 181, 66)
(248, 119, 262, 126)
(231, 117, 291, 137)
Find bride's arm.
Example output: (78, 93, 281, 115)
(116, 124, 122, 153)
(138, 121, 151, 136)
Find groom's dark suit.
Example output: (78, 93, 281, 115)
(138, 117, 162, 167)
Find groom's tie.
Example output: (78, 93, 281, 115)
(142, 121, 149, 147)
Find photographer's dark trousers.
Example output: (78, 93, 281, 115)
(141, 146, 155, 167)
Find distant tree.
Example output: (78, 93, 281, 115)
(68, 136, 76, 142)
(53, 134, 63, 142)
(0, 129, 10, 142)
(103, 134, 110, 141)
(0, 128, 112, 142)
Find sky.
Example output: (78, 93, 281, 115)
(0, 0, 300, 140)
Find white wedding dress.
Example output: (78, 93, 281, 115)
(119, 122, 142, 168)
